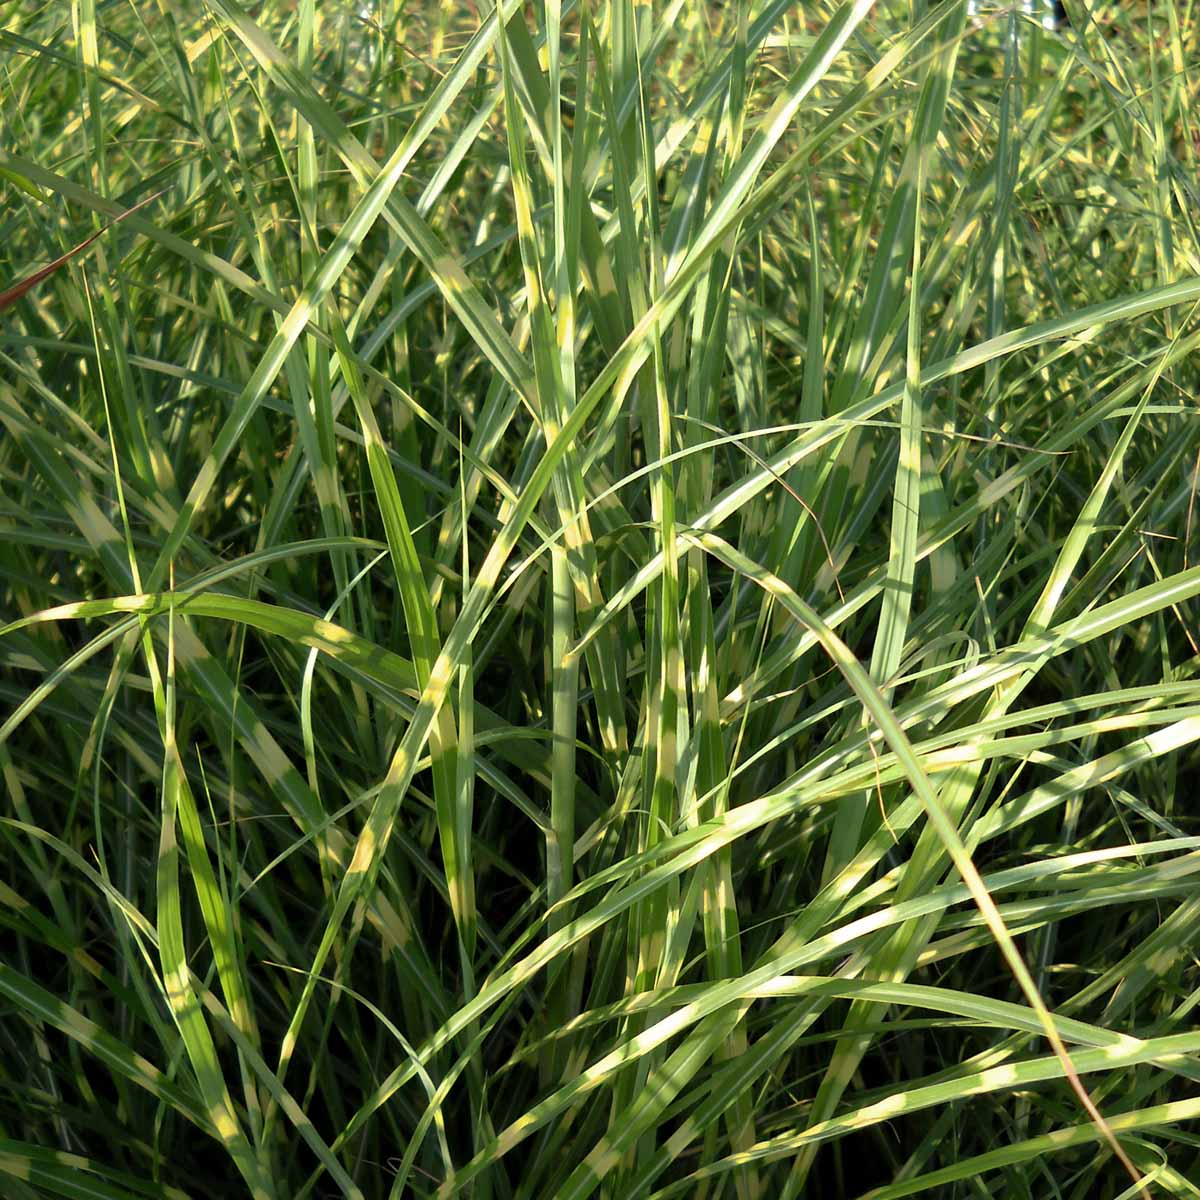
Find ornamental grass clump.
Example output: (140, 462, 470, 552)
(2, 1, 1199, 1197)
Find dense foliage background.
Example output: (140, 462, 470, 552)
(2, 0, 1200, 1196)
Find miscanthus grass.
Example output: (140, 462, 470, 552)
(2, 0, 1200, 1196)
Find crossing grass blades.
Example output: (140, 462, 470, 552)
(2, 1, 1200, 1198)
